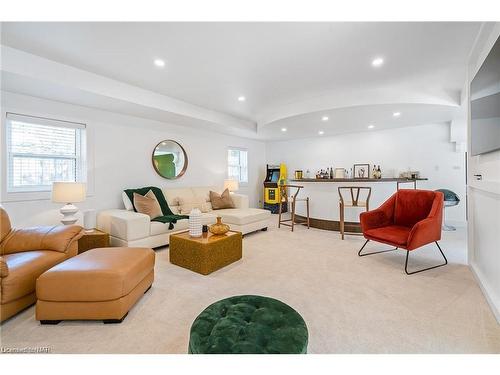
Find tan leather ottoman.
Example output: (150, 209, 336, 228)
(35, 247, 155, 324)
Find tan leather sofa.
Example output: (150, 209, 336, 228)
(0, 207, 83, 322)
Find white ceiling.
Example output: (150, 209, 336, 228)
(0, 22, 483, 139)
(260, 103, 458, 140)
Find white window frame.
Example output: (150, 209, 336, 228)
(1, 112, 92, 202)
(227, 147, 248, 185)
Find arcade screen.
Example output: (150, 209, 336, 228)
(270, 170, 280, 182)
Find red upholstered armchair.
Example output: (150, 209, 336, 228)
(359, 189, 447, 275)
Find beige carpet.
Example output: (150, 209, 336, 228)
(1, 217, 499, 354)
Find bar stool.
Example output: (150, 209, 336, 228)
(338, 187, 371, 240)
(278, 184, 310, 232)
(435, 188, 460, 231)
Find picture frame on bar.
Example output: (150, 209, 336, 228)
(353, 164, 370, 179)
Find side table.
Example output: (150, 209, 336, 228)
(78, 229, 110, 254)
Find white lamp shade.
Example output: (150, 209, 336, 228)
(52, 182, 86, 203)
(224, 179, 239, 192)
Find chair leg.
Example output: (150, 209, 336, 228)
(339, 203, 344, 240)
(40, 320, 61, 325)
(358, 239, 398, 256)
(442, 207, 456, 231)
(306, 197, 310, 229)
(404, 241, 448, 275)
(103, 312, 128, 324)
(278, 197, 282, 228)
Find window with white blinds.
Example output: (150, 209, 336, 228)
(6, 113, 86, 193)
(227, 148, 248, 184)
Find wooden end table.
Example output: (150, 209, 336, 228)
(169, 230, 242, 275)
(78, 229, 110, 254)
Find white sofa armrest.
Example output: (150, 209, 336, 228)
(97, 209, 151, 241)
(230, 193, 249, 209)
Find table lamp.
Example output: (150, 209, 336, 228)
(52, 182, 86, 225)
(224, 179, 239, 193)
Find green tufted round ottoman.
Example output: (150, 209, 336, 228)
(188, 295, 308, 354)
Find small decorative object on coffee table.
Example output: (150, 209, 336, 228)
(188, 208, 202, 237)
(209, 216, 230, 235)
(169, 230, 242, 275)
(78, 229, 110, 254)
(188, 295, 308, 354)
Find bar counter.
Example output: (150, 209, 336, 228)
(288, 177, 428, 232)
(290, 177, 427, 183)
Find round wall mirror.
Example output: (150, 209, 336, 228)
(152, 140, 188, 179)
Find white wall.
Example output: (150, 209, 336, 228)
(0, 92, 469, 228)
(0, 91, 266, 227)
(466, 22, 500, 323)
(266, 123, 467, 223)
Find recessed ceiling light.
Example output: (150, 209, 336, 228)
(368, 124, 375, 129)
(371, 57, 384, 67)
(321, 116, 329, 121)
(281, 128, 287, 132)
(318, 131, 324, 135)
(154, 59, 166, 68)
(393, 112, 401, 117)
(237, 96, 246, 102)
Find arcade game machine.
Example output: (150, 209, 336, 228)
(263, 163, 288, 214)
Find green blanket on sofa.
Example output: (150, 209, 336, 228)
(124, 186, 188, 229)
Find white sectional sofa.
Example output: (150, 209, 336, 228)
(97, 186, 271, 248)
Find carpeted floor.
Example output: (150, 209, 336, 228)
(1, 217, 499, 354)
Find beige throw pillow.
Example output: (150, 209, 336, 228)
(178, 196, 212, 215)
(133, 190, 163, 219)
(209, 189, 235, 210)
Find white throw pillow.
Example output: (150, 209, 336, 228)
(178, 197, 212, 215)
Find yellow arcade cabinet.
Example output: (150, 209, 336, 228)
(263, 163, 287, 214)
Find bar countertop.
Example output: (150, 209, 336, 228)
(290, 177, 428, 183)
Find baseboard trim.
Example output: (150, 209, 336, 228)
(294, 214, 361, 233)
(470, 261, 500, 324)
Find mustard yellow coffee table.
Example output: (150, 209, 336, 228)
(169, 230, 242, 275)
